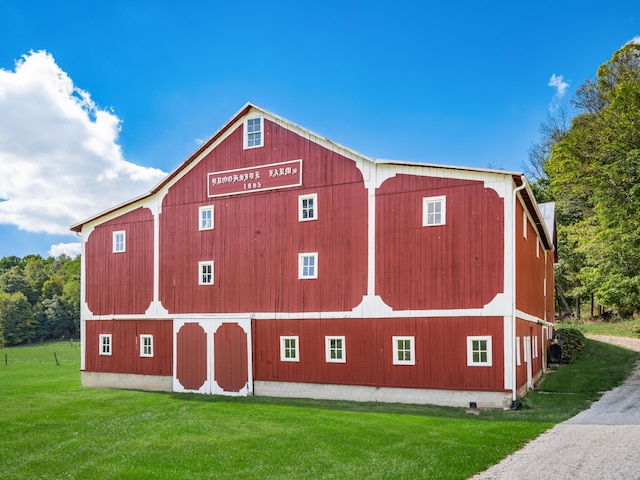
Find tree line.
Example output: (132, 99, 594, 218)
(0, 254, 80, 347)
(529, 41, 640, 318)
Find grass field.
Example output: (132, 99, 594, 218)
(0, 338, 637, 479)
(559, 317, 640, 338)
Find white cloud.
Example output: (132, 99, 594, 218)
(49, 242, 81, 258)
(548, 73, 569, 98)
(0, 51, 167, 245)
(626, 36, 640, 45)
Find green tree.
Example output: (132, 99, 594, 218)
(546, 41, 640, 316)
(0, 254, 81, 344)
(0, 291, 37, 346)
(0, 267, 31, 299)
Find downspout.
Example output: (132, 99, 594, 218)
(511, 178, 527, 410)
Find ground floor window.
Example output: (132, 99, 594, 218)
(99, 334, 112, 356)
(467, 336, 492, 366)
(140, 334, 154, 357)
(325, 336, 346, 363)
(280, 336, 299, 362)
(392, 336, 415, 365)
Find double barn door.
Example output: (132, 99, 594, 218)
(173, 318, 253, 396)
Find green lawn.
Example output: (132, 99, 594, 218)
(0, 339, 637, 480)
(559, 317, 640, 338)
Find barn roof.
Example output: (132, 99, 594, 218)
(70, 102, 554, 254)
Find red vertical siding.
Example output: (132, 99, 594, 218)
(515, 201, 547, 319)
(85, 208, 154, 315)
(253, 317, 505, 391)
(176, 323, 207, 390)
(159, 119, 368, 314)
(515, 320, 545, 388)
(84, 320, 172, 375)
(376, 175, 504, 310)
(214, 323, 248, 392)
(545, 250, 555, 323)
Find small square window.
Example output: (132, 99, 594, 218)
(99, 334, 112, 356)
(467, 336, 492, 366)
(113, 231, 126, 253)
(298, 253, 318, 279)
(299, 194, 318, 221)
(325, 336, 346, 363)
(280, 336, 299, 362)
(423, 196, 446, 226)
(392, 336, 415, 365)
(199, 206, 214, 231)
(244, 117, 263, 149)
(140, 334, 153, 357)
(199, 261, 214, 285)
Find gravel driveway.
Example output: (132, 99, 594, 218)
(471, 335, 640, 480)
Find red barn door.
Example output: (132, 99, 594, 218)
(173, 318, 252, 395)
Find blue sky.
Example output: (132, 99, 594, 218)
(0, 0, 638, 258)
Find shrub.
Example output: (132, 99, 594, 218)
(555, 328, 586, 364)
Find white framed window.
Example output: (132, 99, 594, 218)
(298, 193, 318, 221)
(140, 334, 154, 357)
(467, 336, 492, 366)
(533, 335, 539, 359)
(523, 211, 528, 239)
(199, 261, 214, 285)
(244, 116, 263, 149)
(99, 334, 112, 356)
(392, 336, 415, 365)
(199, 206, 214, 231)
(113, 231, 126, 253)
(516, 336, 521, 366)
(422, 196, 446, 226)
(325, 336, 346, 363)
(298, 253, 318, 279)
(280, 336, 299, 362)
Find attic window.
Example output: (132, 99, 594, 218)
(423, 196, 446, 226)
(244, 116, 263, 149)
(113, 231, 126, 253)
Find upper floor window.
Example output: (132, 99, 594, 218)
(199, 206, 214, 231)
(423, 196, 446, 226)
(99, 334, 112, 356)
(299, 193, 318, 221)
(244, 116, 263, 149)
(280, 336, 299, 362)
(467, 336, 492, 366)
(199, 261, 214, 285)
(113, 231, 126, 253)
(392, 336, 415, 365)
(325, 336, 346, 363)
(298, 253, 318, 279)
(140, 334, 154, 357)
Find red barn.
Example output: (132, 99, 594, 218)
(71, 103, 556, 408)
